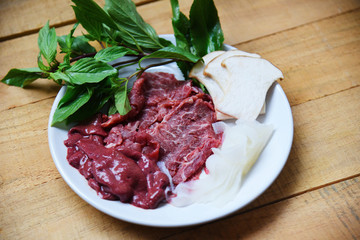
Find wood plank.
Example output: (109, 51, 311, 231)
(0, 176, 187, 239)
(0, 85, 358, 238)
(0, 0, 153, 41)
(235, 8, 360, 106)
(164, 177, 360, 240)
(1, 8, 360, 112)
(245, 85, 360, 209)
(139, 0, 360, 46)
(0, 25, 73, 112)
(1, 0, 360, 43)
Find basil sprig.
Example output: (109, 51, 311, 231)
(1, 0, 224, 126)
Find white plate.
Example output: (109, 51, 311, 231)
(48, 35, 293, 227)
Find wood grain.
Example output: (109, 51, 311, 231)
(1, 0, 360, 238)
(0, 0, 153, 41)
(136, 0, 360, 46)
(235, 9, 360, 106)
(1, 8, 360, 113)
(1, 0, 359, 43)
(0, 86, 358, 239)
(165, 177, 360, 240)
(246, 85, 360, 209)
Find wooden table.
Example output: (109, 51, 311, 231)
(1, 0, 359, 239)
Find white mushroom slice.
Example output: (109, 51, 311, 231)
(216, 110, 235, 121)
(204, 50, 261, 92)
(189, 51, 224, 100)
(189, 51, 225, 116)
(217, 56, 283, 120)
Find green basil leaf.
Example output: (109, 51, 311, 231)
(104, 0, 164, 50)
(140, 46, 200, 63)
(65, 58, 117, 84)
(66, 23, 79, 49)
(58, 23, 83, 55)
(58, 34, 96, 57)
(114, 82, 131, 115)
(72, 5, 106, 41)
(57, 35, 69, 53)
(58, 53, 71, 71)
(51, 85, 93, 125)
(170, 0, 194, 77)
(189, 0, 224, 57)
(50, 71, 70, 83)
(170, 0, 192, 52)
(37, 53, 51, 72)
(20, 67, 42, 72)
(67, 83, 113, 123)
(38, 21, 58, 65)
(108, 103, 118, 115)
(72, 0, 118, 30)
(1, 68, 42, 87)
(71, 36, 96, 56)
(159, 37, 173, 48)
(95, 46, 137, 63)
(72, 0, 135, 49)
(57, 84, 86, 108)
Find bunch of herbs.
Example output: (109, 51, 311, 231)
(1, 0, 224, 125)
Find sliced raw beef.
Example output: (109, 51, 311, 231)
(65, 72, 221, 209)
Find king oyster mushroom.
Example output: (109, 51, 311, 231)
(190, 50, 283, 121)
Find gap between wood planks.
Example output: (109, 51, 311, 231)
(4, 82, 359, 223)
(0, 0, 160, 42)
(290, 84, 360, 107)
(0, 95, 57, 113)
(232, 6, 360, 47)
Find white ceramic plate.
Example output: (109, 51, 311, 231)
(48, 35, 293, 227)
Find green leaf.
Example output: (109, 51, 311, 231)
(58, 53, 71, 71)
(72, 0, 118, 30)
(58, 23, 85, 56)
(66, 23, 79, 49)
(38, 21, 58, 65)
(72, 5, 106, 41)
(66, 82, 113, 123)
(140, 46, 200, 63)
(64, 58, 117, 84)
(189, 0, 224, 57)
(58, 34, 96, 57)
(114, 82, 131, 115)
(37, 53, 51, 72)
(71, 36, 96, 55)
(57, 35, 70, 53)
(1, 68, 42, 87)
(50, 71, 70, 83)
(108, 103, 118, 115)
(170, 0, 192, 52)
(170, 0, 194, 77)
(104, 0, 164, 50)
(95, 46, 137, 63)
(52, 85, 93, 125)
(158, 37, 173, 48)
(72, 0, 136, 49)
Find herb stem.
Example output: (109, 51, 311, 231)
(127, 59, 176, 80)
(69, 52, 97, 63)
(111, 56, 141, 67)
(142, 59, 176, 71)
(119, 43, 143, 54)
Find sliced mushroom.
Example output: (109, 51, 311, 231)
(216, 55, 283, 120)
